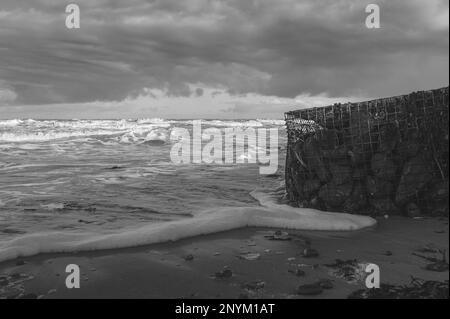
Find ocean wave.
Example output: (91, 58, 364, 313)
(0, 119, 24, 127)
(0, 190, 376, 263)
(257, 119, 286, 126)
(0, 118, 287, 144)
(0, 118, 287, 133)
(201, 120, 264, 127)
(0, 123, 173, 143)
(137, 118, 172, 125)
(0, 130, 124, 142)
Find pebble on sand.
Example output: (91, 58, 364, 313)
(296, 284, 323, 296)
(238, 253, 261, 261)
(214, 268, 233, 279)
(302, 248, 319, 258)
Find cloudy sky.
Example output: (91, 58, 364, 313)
(0, 0, 448, 119)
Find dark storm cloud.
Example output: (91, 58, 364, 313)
(0, 0, 448, 107)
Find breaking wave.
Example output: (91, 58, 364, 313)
(0, 118, 285, 143)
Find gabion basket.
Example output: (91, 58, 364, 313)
(284, 87, 449, 217)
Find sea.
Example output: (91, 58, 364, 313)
(0, 119, 375, 262)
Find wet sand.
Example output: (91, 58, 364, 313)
(0, 216, 448, 299)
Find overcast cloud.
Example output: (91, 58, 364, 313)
(0, 0, 448, 119)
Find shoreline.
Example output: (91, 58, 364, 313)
(0, 216, 448, 299)
(0, 192, 377, 264)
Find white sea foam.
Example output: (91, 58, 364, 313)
(0, 119, 23, 127)
(0, 190, 376, 263)
(0, 128, 172, 143)
(0, 130, 123, 142)
(0, 119, 286, 144)
(137, 118, 171, 125)
(257, 119, 286, 126)
(144, 129, 169, 142)
(202, 120, 264, 127)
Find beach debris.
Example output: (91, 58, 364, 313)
(413, 246, 449, 272)
(296, 283, 323, 296)
(288, 269, 306, 277)
(237, 252, 261, 261)
(316, 279, 334, 290)
(383, 251, 393, 256)
(412, 253, 440, 263)
(214, 268, 233, 279)
(241, 281, 265, 292)
(246, 240, 257, 246)
(302, 248, 319, 258)
(324, 259, 368, 284)
(264, 230, 291, 241)
(416, 244, 440, 254)
(213, 252, 221, 256)
(0, 273, 35, 299)
(348, 278, 449, 299)
(425, 261, 449, 272)
(184, 254, 194, 262)
(287, 257, 296, 262)
(297, 263, 319, 269)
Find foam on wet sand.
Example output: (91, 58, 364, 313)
(0, 191, 376, 263)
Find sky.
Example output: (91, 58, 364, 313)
(0, 0, 448, 119)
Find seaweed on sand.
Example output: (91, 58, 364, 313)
(348, 277, 449, 299)
(413, 246, 449, 272)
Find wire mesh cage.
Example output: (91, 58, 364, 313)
(284, 87, 449, 216)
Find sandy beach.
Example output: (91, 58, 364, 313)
(0, 216, 448, 299)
